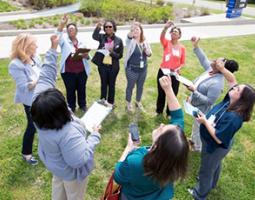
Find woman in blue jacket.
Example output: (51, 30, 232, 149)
(9, 33, 41, 165)
(114, 76, 189, 200)
(188, 61, 255, 200)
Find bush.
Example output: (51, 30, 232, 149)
(81, 0, 173, 24)
(0, 0, 19, 12)
(30, 0, 77, 9)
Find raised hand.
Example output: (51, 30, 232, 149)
(159, 75, 172, 92)
(215, 58, 226, 72)
(50, 35, 59, 50)
(164, 20, 174, 29)
(191, 36, 200, 48)
(60, 14, 68, 26)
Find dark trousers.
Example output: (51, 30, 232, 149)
(61, 71, 87, 111)
(193, 138, 232, 200)
(156, 68, 179, 115)
(98, 65, 119, 104)
(22, 105, 36, 155)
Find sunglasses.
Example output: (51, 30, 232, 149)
(104, 26, 113, 29)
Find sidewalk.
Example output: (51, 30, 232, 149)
(0, 2, 80, 23)
(166, 0, 255, 16)
(1, 20, 255, 59)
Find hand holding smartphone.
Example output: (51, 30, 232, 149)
(129, 123, 140, 142)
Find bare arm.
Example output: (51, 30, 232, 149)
(57, 14, 68, 32)
(160, 20, 173, 44)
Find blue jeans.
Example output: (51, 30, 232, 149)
(193, 138, 233, 200)
(22, 105, 36, 155)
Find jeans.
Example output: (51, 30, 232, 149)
(61, 71, 87, 111)
(156, 68, 179, 115)
(193, 138, 233, 200)
(98, 65, 119, 104)
(22, 105, 36, 155)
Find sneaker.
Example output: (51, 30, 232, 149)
(187, 188, 194, 195)
(22, 155, 38, 166)
(135, 102, 145, 112)
(80, 106, 87, 112)
(126, 102, 133, 112)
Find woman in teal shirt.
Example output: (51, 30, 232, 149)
(114, 76, 189, 200)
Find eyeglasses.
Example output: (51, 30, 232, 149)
(105, 26, 113, 29)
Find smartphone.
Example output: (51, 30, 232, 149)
(192, 110, 200, 118)
(129, 123, 140, 142)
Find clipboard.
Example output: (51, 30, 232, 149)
(175, 75, 193, 87)
(183, 100, 202, 117)
(72, 48, 91, 61)
(80, 101, 112, 132)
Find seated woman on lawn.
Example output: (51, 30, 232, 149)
(114, 76, 190, 200)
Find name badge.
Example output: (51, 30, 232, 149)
(208, 114, 216, 127)
(140, 61, 144, 68)
(172, 48, 180, 57)
(165, 54, 170, 62)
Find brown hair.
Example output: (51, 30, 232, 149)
(228, 84, 255, 121)
(133, 22, 145, 43)
(143, 126, 189, 186)
(10, 33, 36, 64)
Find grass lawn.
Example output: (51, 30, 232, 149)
(0, 35, 255, 200)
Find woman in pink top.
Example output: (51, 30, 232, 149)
(156, 21, 186, 116)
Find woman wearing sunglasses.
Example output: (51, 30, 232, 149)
(188, 61, 255, 199)
(92, 20, 123, 108)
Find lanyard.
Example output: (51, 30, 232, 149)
(137, 43, 144, 60)
(211, 101, 229, 125)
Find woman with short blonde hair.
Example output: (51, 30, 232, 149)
(9, 33, 41, 165)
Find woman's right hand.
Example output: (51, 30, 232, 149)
(127, 134, 140, 150)
(60, 14, 68, 26)
(96, 22, 103, 28)
(164, 20, 174, 29)
(159, 76, 172, 92)
(28, 80, 37, 91)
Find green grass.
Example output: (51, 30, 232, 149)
(0, 35, 255, 200)
(0, 0, 19, 12)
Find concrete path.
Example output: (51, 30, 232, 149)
(0, 2, 80, 23)
(1, 21, 255, 59)
(166, 0, 255, 16)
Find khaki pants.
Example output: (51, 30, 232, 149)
(52, 175, 88, 200)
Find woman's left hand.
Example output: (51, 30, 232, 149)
(127, 134, 140, 150)
(196, 112, 207, 124)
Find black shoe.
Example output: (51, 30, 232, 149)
(80, 106, 87, 112)
(22, 155, 38, 166)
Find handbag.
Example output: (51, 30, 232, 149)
(92, 51, 104, 66)
(101, 173, 121, 200)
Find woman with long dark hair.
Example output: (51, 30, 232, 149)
(188, 61, 255, 199)
(92, 20, 123, 107)
(114, 76, 189, 200)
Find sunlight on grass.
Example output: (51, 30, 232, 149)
(0, 35, 254, 200)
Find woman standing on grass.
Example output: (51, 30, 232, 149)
(124, 22, 152, 112)
(188, 61, 255, 199)
(9, 33, 41, 165)
(92, 20, 123, 108)
(114, 76, 189, 200)
(57, 15, 90, 113)
(156, 20, 186, 116)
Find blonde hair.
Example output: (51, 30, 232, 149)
(10, 33, 36, 64)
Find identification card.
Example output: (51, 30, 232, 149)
(165, 54, 170, 62)
(208, 114, 216, 127)
(172, 48, 180, 57)
(140, 60, 144, 68)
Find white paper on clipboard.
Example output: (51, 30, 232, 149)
(176, 75, 193, 87)
(80, 101, 112, 132)
(183, 100, 200, 116)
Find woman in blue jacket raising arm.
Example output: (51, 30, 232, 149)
(188, 59, 255, 200)
(114, 76, 189, 200)
(31, 35, 101, 200)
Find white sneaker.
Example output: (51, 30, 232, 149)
(135, 102, 145, 112)
(126, 102, 133, 112)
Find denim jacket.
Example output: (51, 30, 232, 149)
(9, 55, 41, 106)
(56, 31, 90, 75)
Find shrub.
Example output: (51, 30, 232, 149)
(30, 0, 77, 9)
(0, 0, 19, 12)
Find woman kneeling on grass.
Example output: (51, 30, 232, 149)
(31, 35, 101, 200)
(114, 76, 189, 200)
